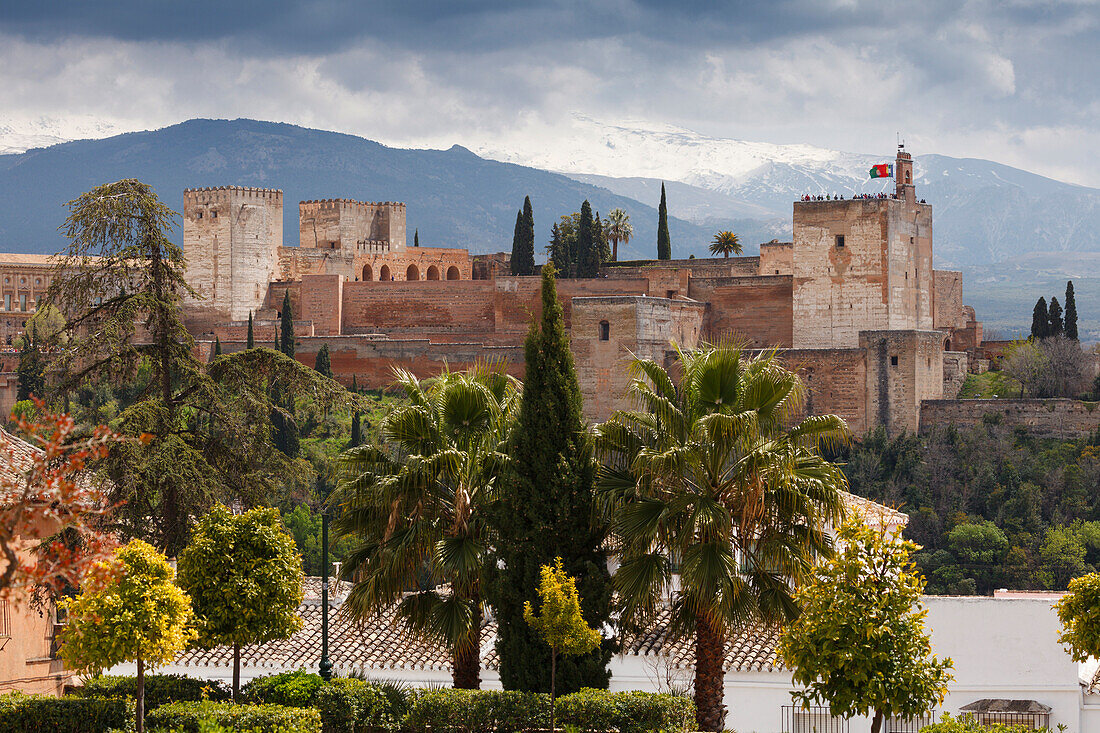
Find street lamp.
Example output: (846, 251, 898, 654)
(319, 475, 333, 681)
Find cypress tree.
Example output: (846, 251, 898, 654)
(575, 201, 599, 278)
(1065, 281, 1079, 341)
(656, 182, 671, 260)
(594, 212, 611, 265)
(280, 290, 295, 357)
(348, 412, 361, 448)
(549, 223, 568, 276)
(213, 336, 222, 358)
(521, 196, 535, 275)
(1049, 296, 1064, 337)
(510, 210, 525, 275)
(246, 311, 254, 349)
(414, 229, 419, 247)
(315, 343, 333, 378)
(350, 375, 358, 394)
(1031, 297, 1049, 340)
(487, 262, 613, 694)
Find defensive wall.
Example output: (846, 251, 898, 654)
(920, 398, 1100, 439)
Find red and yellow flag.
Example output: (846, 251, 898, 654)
(869, 163, 893, 179)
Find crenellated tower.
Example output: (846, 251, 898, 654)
(298, 199, 407, 253)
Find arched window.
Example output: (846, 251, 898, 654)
(380, 264, 391, 281)
(905, 171, 911, 183)
(446, 266, 460, 280)
(362, 264, 373, 282)
(406, 264, 419, 281)
(599, 321, 610, 341)
(426, 265, 440, 280)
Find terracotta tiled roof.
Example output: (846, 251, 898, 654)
(841, 491, 908, 528)
(620, 606, 783, 672)
(0, 427, 42, 486)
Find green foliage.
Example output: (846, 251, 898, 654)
(145, 701, 319, 733)
(281, 290, 295, 357)
(780, 519, 954, 729)
(555, 689, 695, 733)
(177, 506, 304, 696)
(241, 671, 325, 709)
(1032, 297, 1049, 340)
(214, 337, 222, 358)
(315, 344, 333, 379)
(78, 674, 231, 709)
(315, 678, 402, 733)
(524, 558, 601, 658)
(603, 208, 633, 262)
(488, 263, 612, 694)
(247, 311, 255, 350)
(281, 503, 357, 576)
(414, 229, 419, 247)
(1056, 572, 1100, 662)
(656, 183, 670, 260)
(1065, 281, 1079, 341)
(1048, 296, 1064, 337)
(956, 371, 1021, 399)
(0, 692, 134, 733)
(708, 231, 741, 258)
(920, 713, 1039, 733)
(404, 689, 549, 733)
(60, 539, 196, 673)
(547, 207, 608, 279)
(575, 201, 600, 278)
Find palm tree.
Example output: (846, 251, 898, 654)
(709, 231, 742, 258)
(333, 365, 520, 688)
(595, 345, 849, 732)
(604, 208, 633, 262)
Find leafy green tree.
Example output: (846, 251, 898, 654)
(16, 332, 45, 401)
(780, 519, 954, 733)
(177, 505, 304, 698)
(60, 540, 196, 732)
(1049, 296, 1064, 337)
(1056, 573, 1100, 663)
(709, 231, 742, 258)
(523, 558, 601, 731)
(247, 311, 255, 349)
(604, 208, 632, 263)
(1031, 297, 1049, 340)
(1039, 526, 1089, 589)
(334, 366, 519, 688)
(280, 290, 295, 357)
(595, 345, 849, 731)
(575, 201, 600, 278)
(315, 344, 333, 378)
(488, 263, 613, 694)
(1065, 281, 1079, 341)
(656, 183, 671, 260)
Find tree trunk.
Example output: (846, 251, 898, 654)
(871, 711, 884, 733)
(550, 648, 557, 732)
(694, 617, 726, 732)
(136, 656, 145, 733)
(233, 641, 241, 700)
(612, 239, 618, 262)
(452, 592, 482, 689)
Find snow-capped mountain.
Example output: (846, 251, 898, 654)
(0, 116, 121, 155)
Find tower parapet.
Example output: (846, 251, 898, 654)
(299, 199, 407, 252)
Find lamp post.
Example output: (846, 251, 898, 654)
(319, 475, 333, 681)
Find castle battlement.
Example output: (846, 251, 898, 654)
(184, 186, 283, 199)
(300, 199, 406, 209)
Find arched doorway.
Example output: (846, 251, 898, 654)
(362, 264, 372, 282)
(426, 265, 440, 280)
(380, 264, 391, 281)
(446, 266, 460, 280)
(406, 264, 419, 281)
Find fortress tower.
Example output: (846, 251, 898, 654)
(183, 186, 283, 323)
(298, 199, 406, 253)
(791, 147, 933, 349)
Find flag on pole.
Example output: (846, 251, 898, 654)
(869, 163, 893, 179)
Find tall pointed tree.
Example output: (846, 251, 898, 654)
(280, 290, 295, 357)
(656, 183, 671, 260)
(1049, 296, 1064, 337)
(246, 311, 255, 349)
(314, 343, 333, 378)
(1031, 297, 1049, 340)
(414, 229, 420, 247)
(549, 223, 568, 276)
(576, 201, 600, 278)
(488, 262, 613, 694)
(1065, 281, 1079, 341)
(510, 210, 525, 275)
(510, 196, 535, 276)
(213, 337, 222, 359)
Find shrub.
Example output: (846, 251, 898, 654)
(146, 700, 319, 733)
(316, 678, 402, 733)
(241, 671, 326, 708)
(921, 714, 1046, 733)
(0, 692, 135, 733)
(404, 689, 548, 733)
(556, 689, 695, 733)
(78, 674, 231, 709)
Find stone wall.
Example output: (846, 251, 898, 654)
(773, 348, 869, 435)
(688, 275, 793, 348)
(920, 398, 1100, 439)
(758, 241, 793, 275)
(933, 270, 966, 331)
(298, 199, 406, 251)
(861, 329, 946, 435)
(943, 351, 969, 399)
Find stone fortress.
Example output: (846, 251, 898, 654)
(0, 147, 990, 435)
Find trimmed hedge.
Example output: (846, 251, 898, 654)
(556, 689, 695, 733)
(405, 689, 549, 733)
(317, 678, 401, 733)
(921, 714, 1047, 733)
(0, 692, 135, 733)
(241, 671, 326, 709)
(78, 674, 232, 709)
(146, 700, 320, 733)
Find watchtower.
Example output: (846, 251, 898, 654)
(183, 186, 283, 323)
(298, 199, 407, 253)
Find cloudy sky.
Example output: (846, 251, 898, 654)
(2, 0, 1099, 185)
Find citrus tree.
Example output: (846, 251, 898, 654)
(779, 519, 954, 733)
(176, 505, 304, 698)
(59, 539, 195, 732)
(1055, 572, 1100, 665)
(524, 557, 602, 730)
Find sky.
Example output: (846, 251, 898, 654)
(2, 0, 1099, 185)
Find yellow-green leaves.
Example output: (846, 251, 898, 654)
(524, 558, 601, 658)
(1056, 572, 1100, 662)
(778, 519, 953, 723)
(59, 539, 196, 673)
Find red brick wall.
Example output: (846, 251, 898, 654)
(689, 276, 794, 348)
(772, 348, 868, 435)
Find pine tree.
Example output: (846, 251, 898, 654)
(576, 201, 599, 278)
(656, 182, 671, 260)
(213, 337, 222, 358)
(1065, 281, 1079, 341)
(414, 229, 420, 248)
(280, 290, 295, 357)
(1032, 297, 1049, 340)
(314, 343, 333, 378)
(1049, 296, 1064, 337)
(487, 263, 613, 694)
(510, 210, 525, 276)
(246, 311, 254, 349)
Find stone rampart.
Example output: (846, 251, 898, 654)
(920, 399, 1100, 439)
(688, 275, 793, 348)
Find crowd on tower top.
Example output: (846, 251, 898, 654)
(799, 193, 927, 203)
